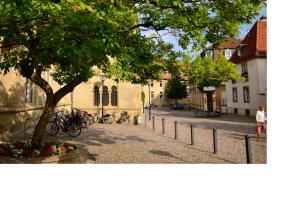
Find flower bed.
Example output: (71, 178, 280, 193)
(0, 141, 87, 163)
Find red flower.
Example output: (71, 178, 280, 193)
(13, 141, 25, 149)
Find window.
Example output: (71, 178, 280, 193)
(150, 91, 154, 104)
(206, 50, 213, 57)
(164, 71, 169, 75)
(26, 79, 34, 103)
(160, 80, 162, 87)
(224, 49, 232, 60)
(102, 86, 109, 106)
(232, 87, 238, 102)
(93, 86, 100, 106)
(243, 86, 250, 103)
(234, 108, 238, 114)
(160, 92, 163, 99)
(241, 63, 248, 81)
(150, 80, 154, 87)
(232, 79, 237, 84)
(237, 48, 241, 56)
(245, 109, 250, 116)
(151, 91, 154, 99)
(111, 86, 117, 106)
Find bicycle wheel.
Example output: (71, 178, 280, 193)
(24, 118, 36, 135)
(67, 123, 81, 137)
(46, 121, 60, 136)
(108, 116, 113, 124)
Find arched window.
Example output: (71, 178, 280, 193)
(93, 86, 100, 106)
(111, 86, 118, 106)
(102, 86, 109, 106)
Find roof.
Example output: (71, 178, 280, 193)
(201, 38, 241, 58)
(206, 38, 241, 50)
(230, 17, 267, 63)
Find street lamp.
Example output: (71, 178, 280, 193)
(147, 79, 151, 121)
(99, 74, 107, 119)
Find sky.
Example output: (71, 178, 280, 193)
(142, 6, 267, 55)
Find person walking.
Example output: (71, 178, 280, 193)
(256, 105, 266, 139)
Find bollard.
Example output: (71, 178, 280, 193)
(190, 124, 194, 146)
(174, 121, 177, 140)
(244, 135, 252, 164)
(152, 116, 155, 131)
(212, 128, 218, 154)
(162, 118, 165, 134)
(148, 106, 151, 121)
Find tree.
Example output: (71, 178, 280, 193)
(141, 91, 145, 113)
(165, 75, 188, 106)
(0, 0, 264, 149)
(184, 55, 243, 112)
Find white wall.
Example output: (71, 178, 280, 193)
(226, 58, 267, 115)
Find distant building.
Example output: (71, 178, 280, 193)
(189, 38, 241, 112)
(226, 16, 267, 116)
(142, 69, 189, 108)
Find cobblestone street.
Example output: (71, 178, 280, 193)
(54, 109, 266, 164)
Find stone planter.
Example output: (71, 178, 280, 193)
(0, 145, 88, 164)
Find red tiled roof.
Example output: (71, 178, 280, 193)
(219, 38, 242, 49)
(230, 17, 267, 63)
(207, 38, 241, 50)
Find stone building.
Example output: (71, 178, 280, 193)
(0, 68, 143, 140)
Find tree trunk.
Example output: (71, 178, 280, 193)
(30, 80, 82, 149)
(206, 91, 214, 113)
(31, 98, 56, 149)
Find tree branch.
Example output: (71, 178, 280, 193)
(53, 80, 82, 105)
(30, 71, 53, 97)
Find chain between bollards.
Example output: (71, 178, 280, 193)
(162, 118, 165, 134)
(174, 121, 177, 140)
(244, 135, 252, 164)
(212, 128, 218, 154)
(190, 124, 194, 146)
(152, 116, 155, 131)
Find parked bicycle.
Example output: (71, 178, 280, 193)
(99, 112, 116, 124)
(46, 110, 82, 137)
(116, 111, 130, 124)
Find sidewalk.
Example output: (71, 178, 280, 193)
(56, 120, 266, 163)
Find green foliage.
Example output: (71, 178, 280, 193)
(0, 0, 265, 85)
(184, 55, 243, 92)
(0, 0, 265, 95)
(165, 75, 188, 100)
(141, 91, 145, 105)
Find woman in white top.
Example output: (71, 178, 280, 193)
(256, 105, 266, 138)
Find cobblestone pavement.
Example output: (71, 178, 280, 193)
(52, 109, 266, 164)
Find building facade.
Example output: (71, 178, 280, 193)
(0, 69, 143, 140)
(142, 71, 189, 108)
(226, 17, 267, 116)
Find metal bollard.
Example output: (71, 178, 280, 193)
(152, 116, 155, 131)
(190, 124, 194, 146)
(162, 118, 165, 134)
(212, 128, 218, 154)
(244, 135, 252, 164)
(174, 121, 177, 140)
